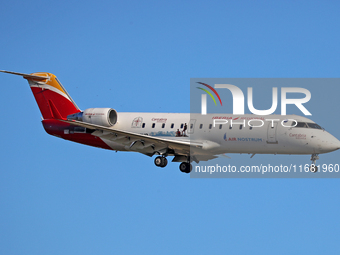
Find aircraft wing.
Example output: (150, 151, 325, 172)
(61, 119, 220, 162)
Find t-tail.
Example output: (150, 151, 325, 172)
(0, 70, 80, 119)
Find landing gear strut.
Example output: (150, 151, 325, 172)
(154, 156, 168, 168)
(179, 162, 192, 173)
(310, 154, 319, 173)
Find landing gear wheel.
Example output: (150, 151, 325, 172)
(154, 156, 168, 168)
(160, 157, 168, 168)
(154, 156, 162, 167)
(310, 164, 318, 173)
(179, 162, 192, 173)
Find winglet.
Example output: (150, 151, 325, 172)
(0, 70, 49, 81)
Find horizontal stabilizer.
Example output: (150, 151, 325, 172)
(0, 70, 49, 81)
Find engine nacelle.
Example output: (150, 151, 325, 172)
(68, 108, 118, 127)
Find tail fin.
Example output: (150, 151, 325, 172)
(1, 70, 80, 119)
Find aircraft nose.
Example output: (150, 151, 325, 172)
(321, 137, 340, 152)
(336, 139, 340, 150)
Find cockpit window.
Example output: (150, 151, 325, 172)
(295, 122, 308, 128)
(294, 122, 323, 129)
(307, 123, 322, 129)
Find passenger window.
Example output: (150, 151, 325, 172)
(209, 124, 212, 129)
(142, 123, 145, 128)
(190, 124, 194, 129)
(152, 123, 155, 128)
(249, 125, 253, 130)
(162, 123, 165, 128)
(180, 123, 184, 129)
(239, 125, 243, 130)
(199, 124, 203, 129)
(171, 123, 174, 129)
(219, 124, 222, 129)
(229, 125, 232, 129)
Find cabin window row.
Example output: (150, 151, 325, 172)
(142, 123, 185, 129)
(143, 123, 255, 130)
(200, 124, 253, 130)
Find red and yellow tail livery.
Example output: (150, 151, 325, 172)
(0, 70, 80, 120)
(27, 72, 80, 119)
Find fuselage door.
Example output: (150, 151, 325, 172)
(267, 121, 278, 144)
(188, 119, 196, 134)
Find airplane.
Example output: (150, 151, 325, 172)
(1, 70, 340, 173)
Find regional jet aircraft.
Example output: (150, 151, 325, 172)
(1, 71, 340, 173)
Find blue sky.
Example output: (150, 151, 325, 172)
(1, 0, 340, 254)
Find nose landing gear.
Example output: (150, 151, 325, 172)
(310, 154, 319, 173)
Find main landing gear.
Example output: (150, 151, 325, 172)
(309, 154, 319, 173)
(154, 156, 192, 174)
(154, 156, 168, 168)
(179, 162, 192, 174)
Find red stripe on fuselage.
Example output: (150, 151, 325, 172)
(42, 119, 112, 150)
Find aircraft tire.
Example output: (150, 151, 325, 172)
(179, 162, 192, 173)
(160, 157, 168, 168)
(155, 156, 167, 168)
(154, 156, 162, 167)
(310, 164, 318, 173)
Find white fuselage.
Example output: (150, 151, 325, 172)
(101, 112, 340, 156)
